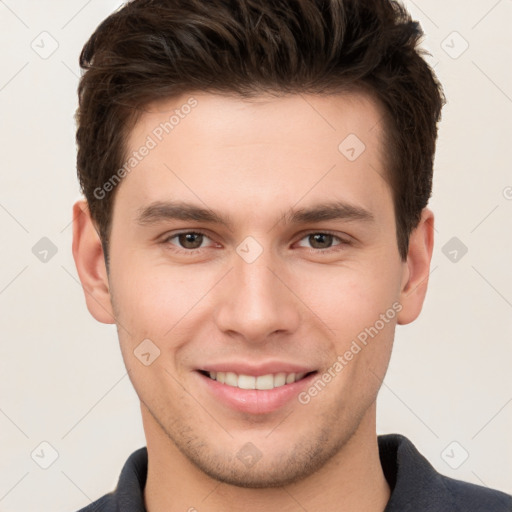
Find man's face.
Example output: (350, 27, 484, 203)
(103, 92, 410, 486)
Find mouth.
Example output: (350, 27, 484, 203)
(196, 363, 319, 414)
(199, 370, 317, 390)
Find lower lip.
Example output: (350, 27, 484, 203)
(197, 371, 317, 414)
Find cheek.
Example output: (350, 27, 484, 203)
(296, 259, 402, 340)
(110, 257, 215, 342)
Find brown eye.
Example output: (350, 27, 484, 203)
(176, 232, 204, 249)
(295, 231, 350, 253)
(308, 233, 335, 249)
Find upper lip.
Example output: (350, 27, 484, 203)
(198, 362, 316, 376)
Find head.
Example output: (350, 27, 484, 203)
(73, 0, 444, 489)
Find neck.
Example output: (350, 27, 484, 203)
(142, 404, 390, 512)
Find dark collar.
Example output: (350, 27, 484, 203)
(77, 434, 512, 511)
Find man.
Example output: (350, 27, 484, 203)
(71, 0, 512, 510)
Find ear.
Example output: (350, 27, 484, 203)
(72, 199, 115, 324)
(397, 208, 434, 325)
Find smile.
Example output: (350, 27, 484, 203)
(204, 371, 313, 390)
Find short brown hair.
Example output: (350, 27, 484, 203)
(75, 0, 445, 261)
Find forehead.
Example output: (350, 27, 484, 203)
(130, 90, 386, 156)
(115, 91, 392, 226)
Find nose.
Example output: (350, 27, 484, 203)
(213, 248, 301, 344)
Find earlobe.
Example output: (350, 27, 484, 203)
(397, 208, 435, 325)
(72, 199, 116, 324)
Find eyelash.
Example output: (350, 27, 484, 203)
(161, 230, 351, 256)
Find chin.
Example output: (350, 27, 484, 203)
(176, 422, 356, 489)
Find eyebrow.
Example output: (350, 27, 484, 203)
(136, 200, 374, 228)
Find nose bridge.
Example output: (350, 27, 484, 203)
(214, 243, 300, 342)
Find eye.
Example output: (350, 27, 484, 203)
(296, 232, 349, 252)
(161, 230, 351, 255)
(163, 231, 214, 251)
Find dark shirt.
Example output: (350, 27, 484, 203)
(75, 434, 512, 511)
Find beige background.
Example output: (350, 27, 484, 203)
(0, 1, 511, 511)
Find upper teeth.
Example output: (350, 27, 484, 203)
(209, 371, 306, 390)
